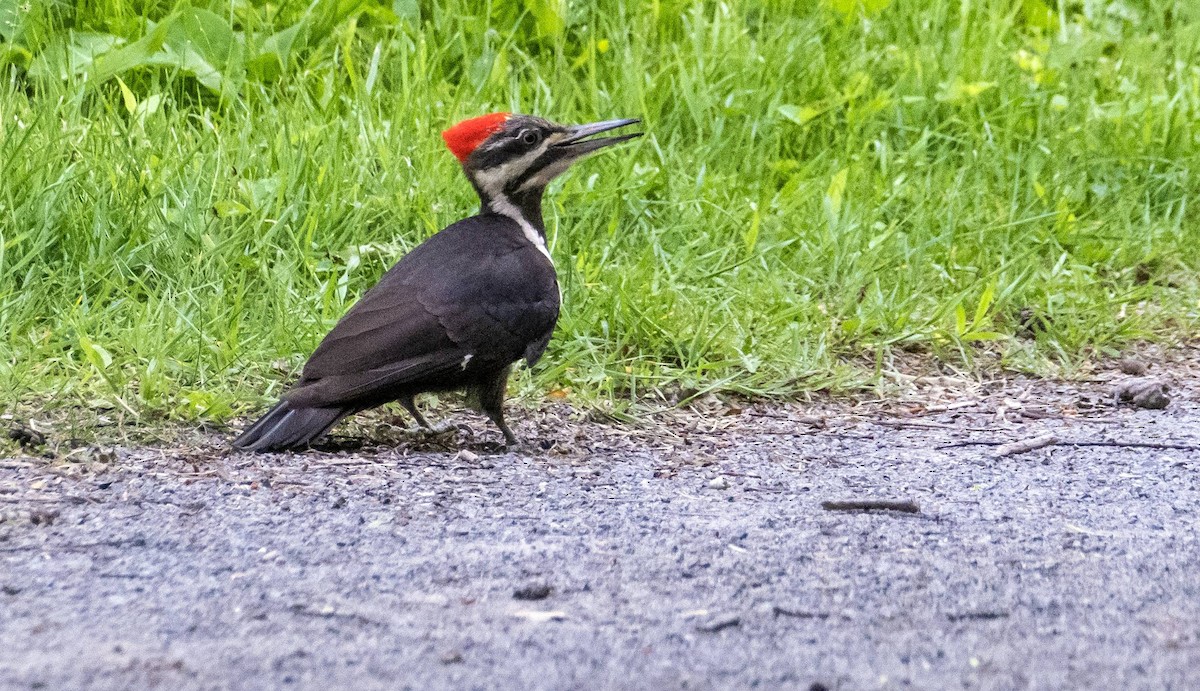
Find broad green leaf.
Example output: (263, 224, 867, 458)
(162, 7, 241, 94)
(524, 0, 566, 40)
(27, 32, 124, 80)
(973, 282, 995, 327)
(79, 335, 113, 370)
(180, 390, 233, 420)
(825, 168, 849, 219)
(961, 331, 1006, 342)
(743, 207, 760, 254)
(827, 0, 855, 16)
(1021, 0, 1058, 30)
(364, 41, 382, 94)
(88, 19, 174, 84)
(469, 49, 496, 90)
(393, 0, 420, 23)
(936, 79, 996, 104)
(0, 0, 21, 42)
(826, 0, 891, 19)
(843, 71, 872, 99)
(248, 22, 303, 81)
(213, 200, 251, 218)
(115, 76, 136, 114)
(778, 103, 825, 125)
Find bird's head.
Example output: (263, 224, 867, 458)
(441, 113, 641, 211)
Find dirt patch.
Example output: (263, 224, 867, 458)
(2, 348, 1200, 688)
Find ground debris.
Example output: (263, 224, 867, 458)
(1118, 358, 1149, 376)
(947, 611, 1010, 622)
(512, 584, 552, 601)
(7, 424, 46, 448)
(287, 603, 384, 627)
(772, 606, 830, 620)
(1115, 378, 1170, 410)
(821, 499, 920, 514)
(511, 609, 566, 623)
(29, 509, 59, 526)
(695, 615, 741, 633)
(994, 434, 1058, 457)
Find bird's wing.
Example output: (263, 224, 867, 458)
(416, 236, 560, 366)
(287, 216, 559, 407)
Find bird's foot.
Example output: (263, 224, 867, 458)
(400, 422, 458, 438)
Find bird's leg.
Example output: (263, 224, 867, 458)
(491, 415, 519, 448)
(399, 396, 454, 435)
(478, 366, 519, 448)
(399, 395, 432, 429)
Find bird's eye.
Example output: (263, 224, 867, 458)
(520, 130, 541, 146)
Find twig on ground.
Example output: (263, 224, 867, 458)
(772, 606, 830, 619)
(912, 401, 981, 415)
(821, 499, 920, 513)
(695, 615, 741, 633)
(748, 411, 826, 426)
(993, 434, 1059, 457)
(869, 419, 996, 433)
(940, 438, 1200, 453)
(754, 429, 875, 440)
(1067, 441, 1200, 451)
(947, 611, 1009, 622)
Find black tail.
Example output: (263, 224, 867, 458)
(231, 401, 349, 452)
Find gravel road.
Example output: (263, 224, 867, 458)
(2, 370, 1199, 690)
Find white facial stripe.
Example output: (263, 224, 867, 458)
(472, 141, 551, 198)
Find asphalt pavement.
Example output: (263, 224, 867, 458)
(2, 376, 1199, 690)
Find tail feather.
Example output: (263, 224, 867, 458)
(232, 401, 348, 452)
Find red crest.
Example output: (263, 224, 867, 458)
(441, 113, 511, 163)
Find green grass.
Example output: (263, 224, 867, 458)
(1, 0, 1197, 425)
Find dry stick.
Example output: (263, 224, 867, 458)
(940, 439, 1200, 452)
(1066, 441, 1200, 451)
(993, 434, 1059, 457)
(869, 419, 996, 433)
(753, 429, 875, 441)
(748, 411, 826, 425)
(821, 499, 921, 513)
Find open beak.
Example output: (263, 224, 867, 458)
(555, 118, 642, 156)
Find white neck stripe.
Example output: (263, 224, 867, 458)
(488, 193, 553, 264)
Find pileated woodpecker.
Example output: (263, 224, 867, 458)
(232, 113, 641, 452)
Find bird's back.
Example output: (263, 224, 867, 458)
(285, 214, 560, 408)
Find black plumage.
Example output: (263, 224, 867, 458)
(233, 113, 640, 451)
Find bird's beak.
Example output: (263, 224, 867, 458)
(554, 118, 642, 157)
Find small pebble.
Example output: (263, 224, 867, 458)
(1118, 357, 1148, 376)
(513, 584, 552, 601)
